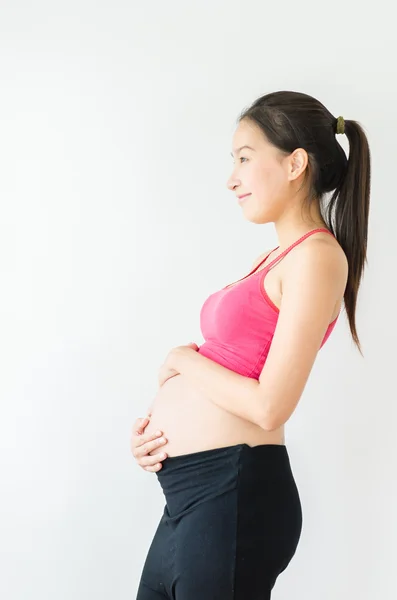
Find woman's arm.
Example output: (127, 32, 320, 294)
(169, 240, 347, 431)
(255, 240, 347, 430)
(170, 347, 266, 427)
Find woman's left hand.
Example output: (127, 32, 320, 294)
(158, 342, 200, 387)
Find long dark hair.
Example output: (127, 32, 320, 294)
(237, 90, 371, 355)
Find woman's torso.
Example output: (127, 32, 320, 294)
(145, 230, 343, 458)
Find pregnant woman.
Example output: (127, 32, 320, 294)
(131, 90, 371, 599)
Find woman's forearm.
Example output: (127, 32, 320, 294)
(170, 347, 269, 429)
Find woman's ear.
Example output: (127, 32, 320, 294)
(289, 148, 308, 180)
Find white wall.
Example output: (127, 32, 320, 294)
(0, 1, 395, 598)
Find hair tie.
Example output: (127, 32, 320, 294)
(336, 116, 345, 135)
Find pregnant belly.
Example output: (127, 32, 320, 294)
(144, 373, 285, 458)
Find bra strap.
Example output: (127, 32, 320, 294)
(261, 227, 335, 272)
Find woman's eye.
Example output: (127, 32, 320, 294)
(231, 157, 248, 165)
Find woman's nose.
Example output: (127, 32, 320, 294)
(226, 174, 239, 191)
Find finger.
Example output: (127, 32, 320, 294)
(130, 419, 154, 454)
(134, 435, 167, 458)
(139, 450, 167, 468)
(131, 430, 165, 456)
(133, 417, 150, 436)
(132, 417, 147, 434)
(143, 462, 163, 473)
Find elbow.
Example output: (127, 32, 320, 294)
(256, 404, 279, 432)
(258, 415, 279, 432)
(254, 386, 282, 432)
(257, 401, 281, 432)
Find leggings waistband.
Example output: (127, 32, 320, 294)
(156, 443, 293, 519)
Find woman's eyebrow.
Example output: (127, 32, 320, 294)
(230, 145, 256, 157)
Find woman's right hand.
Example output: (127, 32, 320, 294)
(130, 415, 168, 472)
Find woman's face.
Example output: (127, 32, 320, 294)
(227, 119, 296, 224)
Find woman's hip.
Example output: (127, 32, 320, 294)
(156, 442, 302, 526)
(150, 443, 303, 596)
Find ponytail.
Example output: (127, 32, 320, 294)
(324, 119, 371, 355)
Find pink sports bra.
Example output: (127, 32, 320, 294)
(198, 228, 341, 379)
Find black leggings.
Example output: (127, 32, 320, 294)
(136, 443, 302, 600)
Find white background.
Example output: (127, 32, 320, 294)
(0, 1, 395, 598)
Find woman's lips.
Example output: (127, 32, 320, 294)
(238, 193, 251, 203)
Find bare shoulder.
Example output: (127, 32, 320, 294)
(310, 231, 348, 279)
(286, 231, 348, 296)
